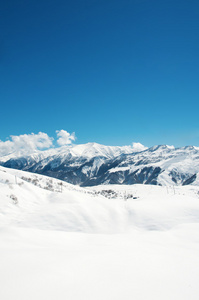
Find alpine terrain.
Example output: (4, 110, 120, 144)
(1, 142, 199, 186)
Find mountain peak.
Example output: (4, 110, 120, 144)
(1, 143, 199, 187)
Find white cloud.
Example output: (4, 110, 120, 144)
(0, 132, 53, 157)
(132, 142, 148, 152)
(0, 130, 77, 157)
(56, 130, 76, 146)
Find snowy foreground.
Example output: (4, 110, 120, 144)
(1, 167, 199, 300)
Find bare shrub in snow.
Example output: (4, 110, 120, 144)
(58, 182, 63, 193)
(10, 194, 18, 204)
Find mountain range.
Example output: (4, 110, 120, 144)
(0, 142, 199, 186)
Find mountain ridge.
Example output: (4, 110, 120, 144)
(0, 142, 199, 187)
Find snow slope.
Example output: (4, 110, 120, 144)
(1, 166, 199, 300)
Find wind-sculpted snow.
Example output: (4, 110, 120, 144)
(1, 166, 199, 233)
(1, 166, 199, 300)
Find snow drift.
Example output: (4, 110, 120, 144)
(1, 166, 199, 300)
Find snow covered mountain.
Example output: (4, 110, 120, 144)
(0, 142, 199, 186)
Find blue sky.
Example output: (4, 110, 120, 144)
(0, 0, 199, 147)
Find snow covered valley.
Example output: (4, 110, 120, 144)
(1, 166, 199, 300)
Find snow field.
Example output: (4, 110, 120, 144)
(1, 166, 199, 299)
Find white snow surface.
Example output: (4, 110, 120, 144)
(1, 166, 199, 300)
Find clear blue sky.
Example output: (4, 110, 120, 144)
(0, 0, 199, 147)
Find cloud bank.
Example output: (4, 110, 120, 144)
(0, 132, 54, 157)
(0, 130, 76, 157)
